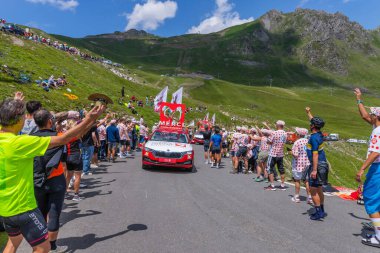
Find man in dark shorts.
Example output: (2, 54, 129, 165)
(305, 107, 328, 220)
(210, 126, 222, 168)
(201, 125, 212, 164)
(264, 121, 287, 191)
(0, 92, 105, 253)
(65, 133, 83, 202)
(32, 109, 68, 252)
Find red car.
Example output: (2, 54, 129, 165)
(142, 127, 195, 172)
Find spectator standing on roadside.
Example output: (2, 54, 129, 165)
(106, 119, 120, 162)
(65, 120, 84, 202)
(0, 92, 105, 253)
(97, 121, 107, 161)
(354, 88, 380, 247)
(290, 127, 311, 204)
(31, 109, 67, 253)
(20, 100, 42, 135)
(305, 107, 328, 220)
(117, 119, 128, 158)
(81, 123, 98, 176)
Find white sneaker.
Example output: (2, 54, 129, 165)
(205, 161, 208, 164)
(291, 196, 300, 203)
(49, 245, 68, 253)
(90, 164, 98, 169)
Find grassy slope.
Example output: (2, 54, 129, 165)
(0, 32, 374, 188)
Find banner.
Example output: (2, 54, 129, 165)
(187, 120, 195, 127)
(211, 113, 216, 125)
(159, 102, 186, 128)
(204, 112, 209, 121)
(171, 87, 183, 104)
(154, 86, 168, 112)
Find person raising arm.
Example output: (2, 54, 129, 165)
(354, 88, 373, 125)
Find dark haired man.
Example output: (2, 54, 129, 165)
(0, 92, 105, 253)
(305, 107, 328, 220)
(20, 100, 42, 135)
(201, 125, 212, 164)
(210, 126, 222, 168)
(32, 109, 67, 253)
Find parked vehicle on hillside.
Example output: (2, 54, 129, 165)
(347, 139, 358, 143)
(325, 133, 340, 141)
(358, 140, 368, 144)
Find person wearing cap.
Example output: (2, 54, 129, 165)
(355, 88, 380, 247)
(305, 107, 328, 220)
(106, 119, 120, 162)
(264, 120, 287, 191)
(290, 127, 311, 204)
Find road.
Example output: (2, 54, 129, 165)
(18, 145, 376, 253)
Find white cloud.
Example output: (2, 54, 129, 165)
(125, 0, 178, 31)
(26, 0, 79, 11)
(187, 0, 254, 34)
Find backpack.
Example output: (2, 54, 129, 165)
(31, 129, 64, 187)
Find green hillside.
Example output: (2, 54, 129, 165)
(1, 9, 379, 190)
(53, 9, 380, 91)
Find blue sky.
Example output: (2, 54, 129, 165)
(1, 0, 379, 38)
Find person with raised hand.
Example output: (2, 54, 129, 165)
(0, 92, 106, 253)
(305, 107, 328, 221)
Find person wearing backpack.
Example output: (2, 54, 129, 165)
(31, 109, 67, 253)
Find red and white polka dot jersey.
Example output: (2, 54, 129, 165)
(368, 126, 380, 163)
(268, 130, 287, 157)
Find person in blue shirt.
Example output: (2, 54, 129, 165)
(210, 126, 222, 168)
(305, 107, 328, 221)
(106, 120, 120, 163)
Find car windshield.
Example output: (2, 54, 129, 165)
(151, 131, 188, 143)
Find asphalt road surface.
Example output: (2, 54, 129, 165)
(18, 146, 377, 253)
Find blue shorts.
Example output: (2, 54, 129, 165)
(204, 140, 210, 152)
(363, 163, 380, 215)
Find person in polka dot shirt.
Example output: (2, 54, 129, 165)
(355, 88, 380, 247)
(290, 127, 311, 204)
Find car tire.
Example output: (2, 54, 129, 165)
(142, 164, 149, 170)
(190, 165, 197, 173)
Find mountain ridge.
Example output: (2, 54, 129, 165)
(51, 8, 380, 89)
